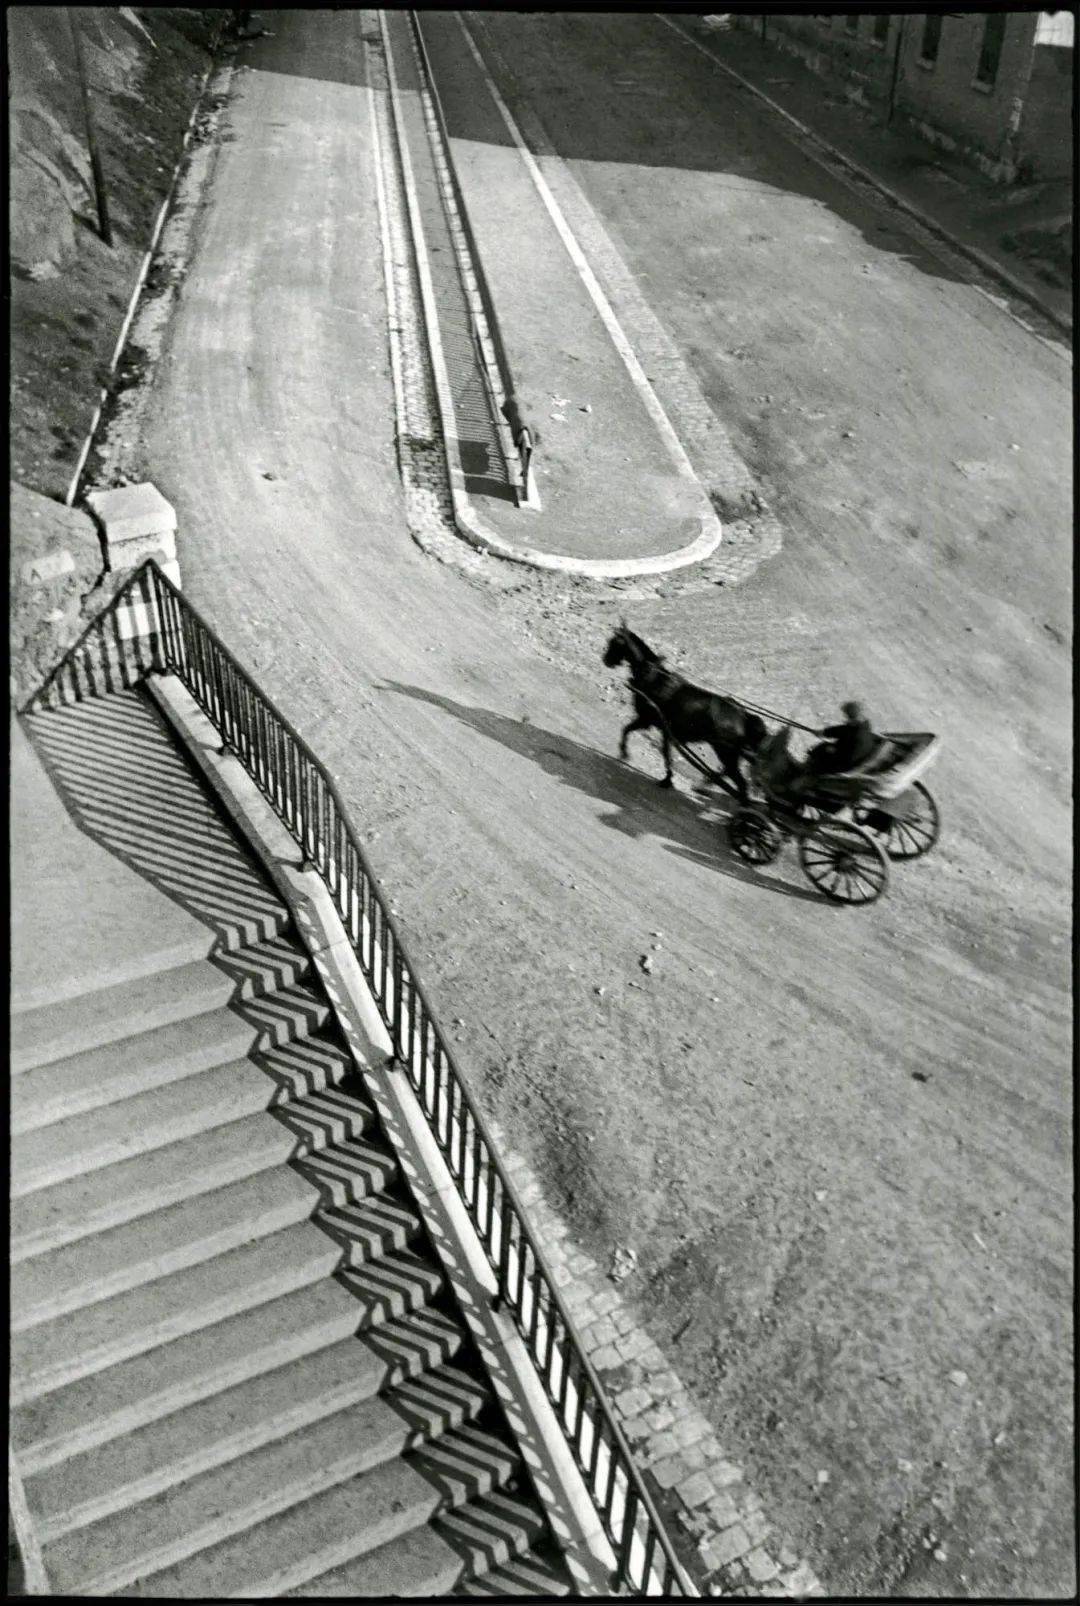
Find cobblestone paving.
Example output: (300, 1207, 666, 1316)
(491, 1118, 825, 1598)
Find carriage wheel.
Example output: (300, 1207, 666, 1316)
(798, 819, 888, 904)
(728, 807, 784, 866)
(853, 783, 940, 861)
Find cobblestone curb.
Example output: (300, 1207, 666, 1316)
(488, 1118, 826, 1599)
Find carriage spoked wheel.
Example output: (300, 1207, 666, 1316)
(798, 818, 888, 904)
(852, 782, 940, 861)
(728, 807, 784, 866)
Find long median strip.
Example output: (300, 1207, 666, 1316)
(369, 12, 723, 580)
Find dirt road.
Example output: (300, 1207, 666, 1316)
(135, 11, 1072, 1596)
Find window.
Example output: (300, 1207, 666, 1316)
(846, 13, 860, 34)
(873, 15, 891, 44)
(920, 14, 943, 63)
(976, 13, 1007, 85)
(1034, 12, 1074, 48)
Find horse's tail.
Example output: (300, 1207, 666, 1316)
(744, 712, 768, 752)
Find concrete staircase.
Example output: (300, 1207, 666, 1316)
(11, 698, 573, 1597)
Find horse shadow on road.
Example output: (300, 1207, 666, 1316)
(377, 680, 821, 904)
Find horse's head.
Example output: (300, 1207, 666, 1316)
(602, 622, 630, 669)
(603, 621, 662, 672)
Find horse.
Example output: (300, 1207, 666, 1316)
(602, 623, 767, 802)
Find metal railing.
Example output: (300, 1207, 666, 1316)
(21, 559, 695, 1598)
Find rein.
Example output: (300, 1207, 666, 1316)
(624, 677, 818, 738)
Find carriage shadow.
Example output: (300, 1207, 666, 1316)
(377, 681, 822, 904)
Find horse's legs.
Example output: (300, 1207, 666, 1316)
(712, 743, 748, 804)
(658, 728, 674, 787)
(619, 713, 651, 761)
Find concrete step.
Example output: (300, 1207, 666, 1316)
(43, 1365, 493, 1595)
(12, 1253, 449, 1474)
(117, 1421, 520, 1598)
(460, 1547, 574, 1596)
(11, 1032, 358, 1202)
(27, 1307, 468, 1543)
(11, 1192, 425, 1404)
(10, 980, 332, 1138)
(294, 1485, 551, 1596)
(11, 1079, 376, 1261)
(13, 1136, 401, 1332)
(10, 933, 311, 1076)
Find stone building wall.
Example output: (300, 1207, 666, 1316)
(735, 13, 1073, 183)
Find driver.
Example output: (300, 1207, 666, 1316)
(807, 701, 877, 776)
(784, 702, 877, 799)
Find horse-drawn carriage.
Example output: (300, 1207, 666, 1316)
(727, 726, 941, 904)
(604, 624, 941, 906)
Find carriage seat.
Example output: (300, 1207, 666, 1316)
(832, 737, 898, 781)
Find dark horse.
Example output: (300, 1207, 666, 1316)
(603, 624, 767, 802)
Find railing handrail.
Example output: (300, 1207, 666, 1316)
(21, 559, 695, 1597)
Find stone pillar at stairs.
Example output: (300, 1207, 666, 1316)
(84, 483, 181, 588)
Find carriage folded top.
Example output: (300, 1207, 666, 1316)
(754, 728, 941, 804)
(847, 732, 941, 799)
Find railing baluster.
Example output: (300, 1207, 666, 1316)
(514, 1217, 527, 1316)
(602, 1442, 621, 1523)
(456, 1082, 467, 1187)
(528, 1261, 542, 1351)
(556, 1324, 572, 1419)
(483, 1142, 496, 1248)
(572, 1357, 588, 1457)
(393, 951, 405, 1061)
(472, 1120, 484, 1238)
(496, 1185, 511, 1302)
(587, 1403, 605, 1489)
(641, 1525, 658, 1597)
(617, 1486, 639, 1590)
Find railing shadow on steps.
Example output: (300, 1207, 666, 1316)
(20, 559, 696, 1599)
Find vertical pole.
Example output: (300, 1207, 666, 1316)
(886, 14, 907, 128)
(68, 9, 113, 246)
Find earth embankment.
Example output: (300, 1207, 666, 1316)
(9, 6, 222, 703)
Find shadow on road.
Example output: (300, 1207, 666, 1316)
(424, 8, 1023, 309)
(377, 680, 822, 904)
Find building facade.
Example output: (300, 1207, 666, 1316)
(737, 12, 1074, 182)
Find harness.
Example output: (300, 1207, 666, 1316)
(626, 679, 818, 739)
